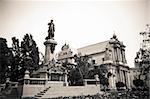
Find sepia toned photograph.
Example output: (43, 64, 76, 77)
(0, 0, 149, 99)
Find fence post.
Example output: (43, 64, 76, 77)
(24, 70, 30, 85)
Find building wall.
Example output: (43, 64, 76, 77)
(57, 35, 130, 89)
(88, 53, 105, 65)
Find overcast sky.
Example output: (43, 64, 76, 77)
(0, 0, 149, 67)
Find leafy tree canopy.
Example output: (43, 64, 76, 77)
(0, 38, 13, 83)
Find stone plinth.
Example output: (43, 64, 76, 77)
(44, 39, 57, 64)
(64, 70, 68, 86)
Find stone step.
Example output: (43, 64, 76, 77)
(34, 98, 40, 99)
(43, 91, 46, 93)
(40, 91, 46, 94)
(35, 95, 42, 97)
(34, 86, 51, 98)
(43, 89, 48, 92)
(42, 85, 101, 98)
(37, 93, 44, 95)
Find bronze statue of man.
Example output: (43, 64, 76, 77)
(47, 20, 55, 39)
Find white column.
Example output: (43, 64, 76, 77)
(127, 71, 131, 89)
(120, 50, 123, 63)
(124, 71, 127, 87)
(59, 75, 62, 81)
(119, 70, 122, 82)
(111, 68, 114, 89)
(49, 74, 51, 81)
(122, 50, 126, 63)
(64, 70, 68, 86)
(116, 48, 119, 62)
(117, 48, 121, 62)
(116, 69, 120, 82)
(109, 69, 112, 89)
(112, 48, 115, 62)
(114, 48, 117, 62)
(112, 69, 116, 89)
(122, 70, 125, 83)
(108, 68, 116, 89)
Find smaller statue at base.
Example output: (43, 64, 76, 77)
(46, 20, 55, 40)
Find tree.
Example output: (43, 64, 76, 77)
(10, 34, 39, 81)
(97, 64, 114, 91)
(74, 55, 91, 79)
(134, 24, 150, 88)
(0, 38, 13, 83)
(67, 54, 92, 86)
(99, 65, 109, 86)
(135, 48, 150, 88)
(20, 34, 39, 77)
(22, 34, 39, 69)
(133, 79, 144, 87)
(68, 68, 84, 86)
(10, 37, 21, 82)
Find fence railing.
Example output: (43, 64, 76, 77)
(24, 78, 47, 85)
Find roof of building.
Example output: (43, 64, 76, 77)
(77, 40, 110, 55)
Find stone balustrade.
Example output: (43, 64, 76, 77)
(84, 79, 100, 85)
(24, 78, 47, 85)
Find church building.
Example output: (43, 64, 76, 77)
(57, 34, 131, 89)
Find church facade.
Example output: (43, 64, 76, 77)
(57, 34, 131, 89)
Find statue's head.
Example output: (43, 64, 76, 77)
(51, 20, 53, 22)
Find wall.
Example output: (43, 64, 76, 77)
(22, 85, 46, 98)
(21, 81, 64, 98)
(42, 85, 102, 98)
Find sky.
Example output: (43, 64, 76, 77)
(0, 0, 149, 67)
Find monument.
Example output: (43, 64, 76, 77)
(31, 20, 100, 98)
(42, 20, 65, 82)
(44, 20, 57, 64)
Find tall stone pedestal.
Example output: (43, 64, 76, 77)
(44, 39, 57, 64)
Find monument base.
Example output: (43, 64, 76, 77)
(44, 38, 57, 64)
